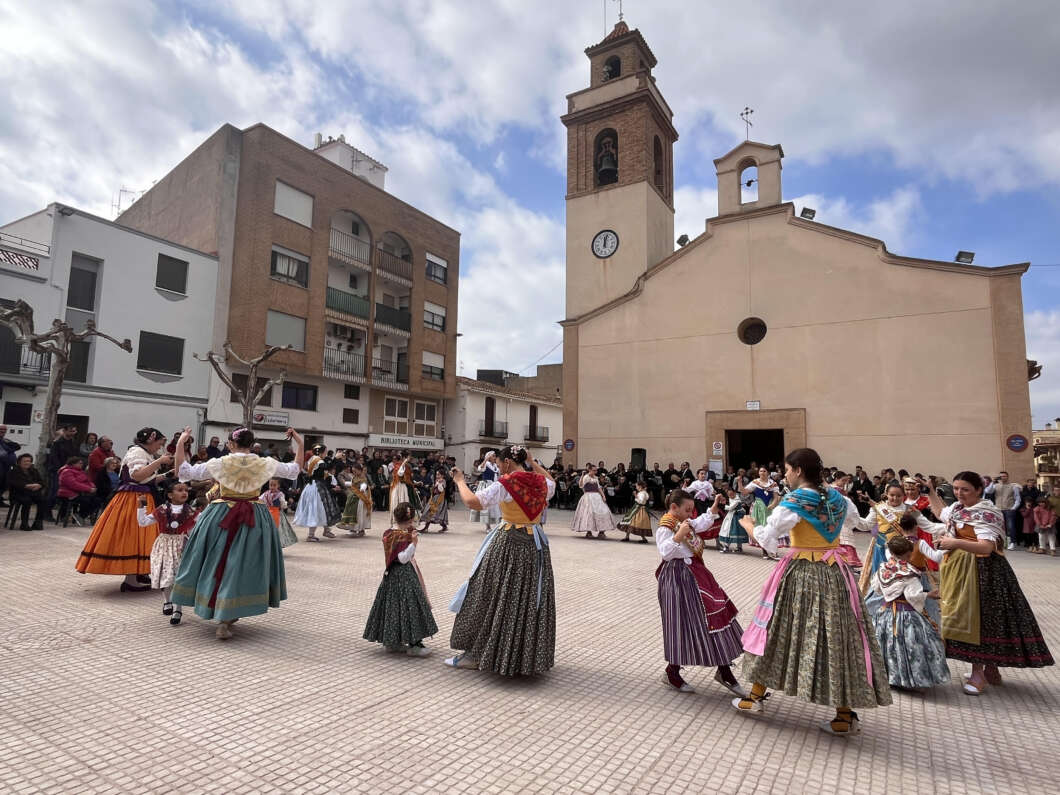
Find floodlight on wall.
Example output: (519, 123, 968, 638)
(676, 234, 690, 247)
(955, 251, 975, 264)
(57, 206, 75, 216)
(799, 207, 816, 220)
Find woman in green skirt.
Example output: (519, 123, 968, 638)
(363, 502, 438, 656)
(734, 448, 891, 735)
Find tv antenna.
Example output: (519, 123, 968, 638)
(111, 185, 147, 217)
(740, 107, 754, 141)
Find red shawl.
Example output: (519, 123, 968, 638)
(382, 526, 415, 568)
(500, 471, 548, 522)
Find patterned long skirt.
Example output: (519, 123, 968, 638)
(657, 558, 743, 666)
(267, 506, 299, 548)
(363, 562, 438, 647)
(75, 491, 156, 575)
(874, 602, 951, 689)
(743, 558, 892, 708)
(450, 528, 556, 676)
(421, 493, 449, 525)
(150, 533, 188, 590)
(618, 504, 653, 538)
(944, 554, 1054, 667)
(571, 492, 616, 535)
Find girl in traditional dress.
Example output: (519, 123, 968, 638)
(685, 469, 714, 516)
(419, 469, 450, 533)
(922, 471, 1054, 695)
(388, 457, 420, 515)
(76, 428, 174, 592)
(137, 482, 198, 625)
(338, 463, 372, 538)
(871, 534, 949, 692)
(733, 448, 891, 736)
(571, 464, 616, 539)
(260, 478, 299, 548)
(657, 490, 746, 696)
(743, 467, 780, 557)
(470, 453, 501, 530)
(171, 426, 305, 640)
(363, 502, 438, 656)
(618, 481, 654, 542)
(293, 448, 342, 541)
(446, 446, 556, 676)
(718, 487, 749, 554)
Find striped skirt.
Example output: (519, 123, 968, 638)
(657, 558, 743, 666)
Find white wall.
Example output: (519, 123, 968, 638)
(444, 385, 562, 469)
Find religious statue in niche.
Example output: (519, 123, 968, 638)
(596, 135, 618, 186)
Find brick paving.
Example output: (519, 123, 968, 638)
(2, 509, 1058, 794)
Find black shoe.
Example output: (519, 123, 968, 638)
(170, 610, 182, 626)
(136, 574, 151, 584)
(120, 582, 150, 593)
(162, 602, 174, 616)
(20, 525, 32, 532)
(31, 520, 43, 530)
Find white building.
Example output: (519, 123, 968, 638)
(0, 204, 219, 451)
(445, 375, 563, 470)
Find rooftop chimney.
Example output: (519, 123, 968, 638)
(313, 132, 322, 148)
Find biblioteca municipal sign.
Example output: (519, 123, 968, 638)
(367, 433, 444, 451)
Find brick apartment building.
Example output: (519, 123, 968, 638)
(118, 124, 459, 452)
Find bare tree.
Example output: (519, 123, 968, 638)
(194, 341, 291, 428)
(0, 299, 132, 475)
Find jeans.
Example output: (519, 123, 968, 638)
(1002, 509, 1023, 543)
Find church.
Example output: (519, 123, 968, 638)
(559, 22, 1034, 481)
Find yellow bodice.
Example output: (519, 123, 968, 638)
(789, 518, 841, 562)
(500, 500, 540, 530)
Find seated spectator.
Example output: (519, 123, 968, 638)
(8, 453, 46, 530)
(95, 456, 121, 507)
(57, 456, 98, 523)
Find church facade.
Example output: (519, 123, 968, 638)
(560, 22, 1034, 481)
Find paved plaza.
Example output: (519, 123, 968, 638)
(2, 509, 1059, 794)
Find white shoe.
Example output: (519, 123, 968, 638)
(215, 623, 233, 640)
(443, 654, 478, 669)
(1007, 542, 1016, 550)
(731, 696, 764, 713)
(661, 673, 695, 693)
(714, 671, 748, 698)
(819, 712, 861, 735)
(407, 644, 431, 658)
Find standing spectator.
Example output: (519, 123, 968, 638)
(79, 432, 99, 459)
(206, 436, 224, 459)
(1033, 497, 1057, 556)
(87, 436, 114, 479)
(988, 471, 1022, 550)
(0, 424, 21, 507)
(8, 453, 46, 530)
(45, 425, 79, 520)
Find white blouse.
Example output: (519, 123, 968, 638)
(752, 495, 861, 556)
(635, 490, 649, 506)
(857, 502, 937, 534)
(397, 543, 416, 564)
(929, 501, 1006, 545)
(178, 453, 300, 491)
(685, 479, 714, 500)
(477, 478, 556, 508)
(657, 510, 718, 564)
(122, 445, 154, 477)
(137, 503, 188, 527)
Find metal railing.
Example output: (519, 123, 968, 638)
(525, 426, 550, 442)
(322, 347, 366, 381)
(0, 346, 51, 378)
(329, 227, 371, 267)
(375, 303, 412, 331)
(478, 420, 508, 438)
(376, 249, 413, 281)
(371, 357, 409, 384)
(326, 287, 371, 319)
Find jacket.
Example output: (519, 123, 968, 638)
(58, 466, 96, 498)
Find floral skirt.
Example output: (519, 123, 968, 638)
(75, 491, 156, 575)
(363, 562, 438, 647)
(874, 601, 951, 689)
(150, 533, 188, 590)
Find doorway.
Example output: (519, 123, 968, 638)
(725, 428, 784, 472)
(57, 413, 90, 445)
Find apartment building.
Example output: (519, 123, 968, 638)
(117, 125, 460, 452)
(0, 205, 219, 449)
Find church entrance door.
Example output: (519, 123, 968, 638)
(725, 429, 784, 471)
(704, 408, 807, 473)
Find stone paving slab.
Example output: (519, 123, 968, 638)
(1, 510, 1058, 794)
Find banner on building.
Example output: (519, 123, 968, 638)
(367, 433, 444, 451)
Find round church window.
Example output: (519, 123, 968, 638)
(737, 317, 767, 345)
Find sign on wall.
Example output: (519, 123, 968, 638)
(367, 433, 444, 450)
(563, 438, 576, 451)
(254, 411, 290, 426)
(746, 400, 761, 411)
(1006, 434, 1029, 453)
(712, 441, 723, 456)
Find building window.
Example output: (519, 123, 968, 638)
(737, 317, 768, 346)
(230, 373, 273, 406)
(425, 253, 448, 285)
(423, 300, 446, 332)
(67, 256, 99, 311)
(281, 381, 317, 411)
(137, 331, 185, 375)
(413, 401, 437, 437)
(155, 253, 189, 294)
(422, 351, 444, 381)
(344, 384, 360, 400)
(266, 310, 306, 352)
(384, 396, 409, 434)
(273, 180, 314, 228)
(348, 273, 359, 291)
(342, 407, 360, 424)
(270, 246, 309, 288)
(3, 401, 32, 426)
(67, 340, 90, 383)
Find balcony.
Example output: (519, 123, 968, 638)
(525, 426, 550, 442)
(323, 347, 366, 383)
(478, 420, 508, 439)
(0, 345, 50, 382)
(326, 287, 370, 320)
(376, 249, 413, 285)
(329, 227, 372, 271)
(375, 303, 412, 333)
(371, 357, 409, 390)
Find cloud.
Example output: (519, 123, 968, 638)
(1026, 310, 1060, 427)
(673, 186, 718, 241)
(789, 186, 923, 250)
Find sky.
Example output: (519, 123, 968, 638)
(1, 0, 1058, 425)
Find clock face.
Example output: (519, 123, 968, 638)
(591, 229, 619, 258)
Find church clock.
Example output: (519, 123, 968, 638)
(591, 229, 619, 258)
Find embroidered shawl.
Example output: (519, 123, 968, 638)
(780, 487, 848, 544)
(944, 499, 1005, 545)
(382, 526, 415, 568)
(500, 471, 548, 521)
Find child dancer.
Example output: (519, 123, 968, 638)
(471, 453, 501, 531)
(1034, 497, 1057, 556)
(338, 464, 372, 538)
(618, 481, 654, 542)
(871, 534, 950, 691)
(138, 483, 198, 625)
(419, 470, 450, 533)
(260, 478, 299, 548)
(718, 488, 749, 554)
(363, 502, 438, 656)
(657, 490, 746, 696)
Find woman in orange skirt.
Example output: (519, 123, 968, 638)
(75, 427, 172, 591)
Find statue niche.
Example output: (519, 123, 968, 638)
(595, 129, 619, 187)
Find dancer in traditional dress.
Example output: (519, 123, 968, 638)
(871, 534, 949, 691)
(657, 490, 746, 696)
(260, 478, 299, 548)
(744, 467, 780, 557)
(618, 481, 654, 542)
(685, 469, 714, 516)
(389, 456, 420, 515)
(419, 469, 450, 533)
(338, 463, 372, 538)
(76, 428, 173, 592)
(138, 482, 198, 625)
(171, 426, 305, 640)
(363, 502, 438, 656)
(718, 488, 749, 553)
(922, 471, 1054, 695)
(446, 445, 556, 676)
(293, 447, 342, 541)
(571, 464, 616, 539)
(734, 448, 891, 735)
(470, 453, 501, 530)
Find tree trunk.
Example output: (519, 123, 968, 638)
(36, 356, 68, 481)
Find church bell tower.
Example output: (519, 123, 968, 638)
(561, 21, 678, 318)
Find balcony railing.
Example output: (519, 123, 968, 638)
(525, 426, 550, 442)
(326, 287, 371, 319)
(375, 303, 412, 332)
(376, 249, 413, 282)
(0, 346, 51, 379)
(323, 347, 366, 382)
(371, 357, 409, 385)
(329, 227, 372, 269)
(478, 420, 508, 439)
